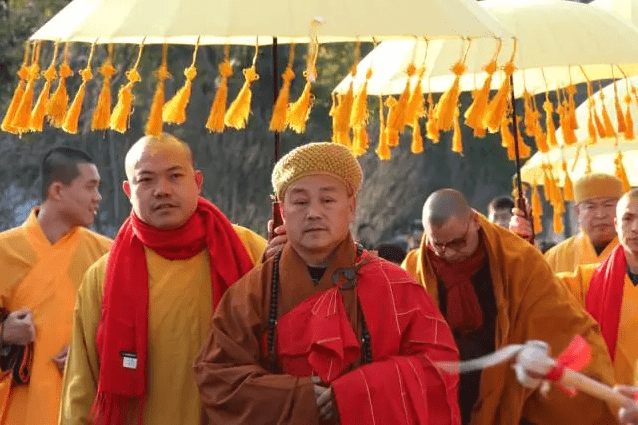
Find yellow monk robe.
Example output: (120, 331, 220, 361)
(59, 225, 265, 425)
(0, 209, 111, 425)
(560, 265, 638, 385)
(402, 215, 616, 425)
(544, 232, 619, 274)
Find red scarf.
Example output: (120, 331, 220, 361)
(427, 241, 487, 334)
(585, 245, 627, 361)
(92, 197, 253, 424)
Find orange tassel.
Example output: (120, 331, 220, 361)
(561, 99, 578, 146)
(516, 116, 531, 159)
(465, 60, 497, 135)
(91, 46, 116, 131)
(566, 83, 578, 129)
(543, 98, 558, 147)
(164, 42, 199, 126)
(334, 84, 354, 148)
(12, 43, 41, 133)
(624, 93, 634, 140)
(451, 109, 463, 154)
(225, 65, 259, 130)
(562, 160, 574, 201)
(47, 43, 73, 128)
(30, 42, 59, 132)
(533, 111, 549, 153)
(110, 43, 143, 134)
(352, 125, 368, 157)
(384, 96, 399, 147)
(523, 91, 536, 137)
(426, 93, 440, 144)
(600, 90, 616, 137)
(615, 152, 631, 191)
(553, 209, 564, 235)
(435, 62, 465, 132)
(329, 93, 339, 143)
(207, 45, 233, 133)
(62, 43, 95, 135)
(614, 84, 626, 133)
(288, 41, 318, 134)
(405, 66, 426, 128)
(385, 64, 415, 146)
(411, 118, 424, 154)
(350, 69, 372, 129)
(270, 45, 296, 132)
(2, 43, 30, 134)
(501, 115, 515, 159)
(145, 45, 170, 137)
(587, 105, 597, 145)
(376, 96, 391, 160)
(484, 61, 516, 133)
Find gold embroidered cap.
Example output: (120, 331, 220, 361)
(573, 173, 624, 203)
(272, 142, 363, 201)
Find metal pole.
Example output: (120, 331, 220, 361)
(272, 37, 281, 163)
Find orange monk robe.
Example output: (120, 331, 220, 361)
(0, 209, 111, 425)
(59, 225, 264, 425)
(402, 215, 617, 425)
(194, 239, 461, 425)
(544, 232, 619, 273)
(560, 265, 638, 386)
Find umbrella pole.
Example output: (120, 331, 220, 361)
(510, 74, 535, 242)
(271, 36, 284, 237)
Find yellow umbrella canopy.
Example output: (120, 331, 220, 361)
(592, 0, 638, 26)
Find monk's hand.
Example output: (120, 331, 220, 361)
(51, 345, 69, 375)
(509, 207, 533, 241)
(313, 377, 337, 422)
(513, 341, 554, 390)
(2, 309, 36, 346)
(615, 386, 638, 424)
(264, 220, 287, 261)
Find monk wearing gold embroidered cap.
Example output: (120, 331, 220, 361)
(194, 142, 461, 425)
(402, 189, 617, 425)
(512, 173, 624, 273)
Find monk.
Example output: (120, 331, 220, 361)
(194, 142, 461, 425)
(616, 386, 638, 424)
(402, 189, 617, 425)
(487, 196, 514, 228)
(59, 133, 266, 425)
(512, 173, 623, 273)
(0, 147, 111, 425)
(559, 189, 638, 387)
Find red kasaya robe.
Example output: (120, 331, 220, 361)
(194, 238, 460, 425)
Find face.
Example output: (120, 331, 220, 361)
(425, 212, 481, 263)
(56, 163, 102, 228)
(488, 207, 512, 228)
(576, 197, 618, 246)
(282, 174, 355, 263)
(616, 197, 638, 255)
(123, 143, 203, 230)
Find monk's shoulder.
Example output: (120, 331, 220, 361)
(78, 253, 109, 304)
(231, 224, 266, 263)
(0, 225, 29, 251)
(367, 256, 425, 291)
(401, 248, 420, 275)
(77, 227, 112, 254)
(544, 235, 577, 259)
(221, 256, 272, 304)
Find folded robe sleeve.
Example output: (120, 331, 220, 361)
(193, 265, 320, 425)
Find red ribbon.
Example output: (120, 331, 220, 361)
(544, 335, 591, 396)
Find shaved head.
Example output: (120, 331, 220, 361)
(423, 189, 472, 228)
(617, 188, 638, 217)
(616, 188, 638, 256)
(125, 133, 194, 181)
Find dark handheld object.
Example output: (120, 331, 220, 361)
(0, 310, 33, 385)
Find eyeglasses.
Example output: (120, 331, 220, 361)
(429, 220, 472, 253)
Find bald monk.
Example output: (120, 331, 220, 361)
(195, 143, 461, 425)
(59, 133, 266, 425)
(402, 189, 617, 425)
(0, 147, 111, 425)
(512, 173, 623, 273)
(559, 189, 638, 387)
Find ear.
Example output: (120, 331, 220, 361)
(49, 182, 64, 201)
(122, 181, 131, 199)
(194, 170, 204, 194)
(348, 196, 357, 224)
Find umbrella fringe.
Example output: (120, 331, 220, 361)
(206, 52, 233, 133)
(599, 91, 616, 137)
(376, 95, 391, 160)
(163, 65, 196, 125)
(451, 109, 463, 154)
(225, 65, 259, 130)
(614, 89, 626, 134)
(483, 62, 515, 133)
(624, 94, 634, 140)
(111, 69, 141, 133)
(352, 125, 368, 157)
(62, 67, 93, 135)
(2, 43, 31, 134)
(587, 106, 597, 145)
(515, 116, 531, 159)
(411, 118, 424, 154)
(425, 93, 440, 144)
(543, 98, 557, 148)
(615, 152, 631, 192)
(404, 67, 425, 127)
(384, 96, 399, 147)
(92, 48, 116, 131)
(270, 45, 296, 133)
(386, 64, 414, 145)
(47, 43, 73, 128)
(532, 181, 543, 234)
(562, 160, 574, 202)
(13, 58, 41, 134)
(435, 62, 464, 132)
(30, 44, 58, 132)
(465, 61, 496, 135)
(289, 41, 318, 134)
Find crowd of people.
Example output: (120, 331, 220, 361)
(1, 132, 638, 425)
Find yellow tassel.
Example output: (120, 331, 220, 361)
(2, 43, 30, 134)
(91, 47, 116, 131)
(587, 105, 597, 145)
(288, 40, 318, 134)
(411, 118, 424, 154)
(562, 160, 574, 201)
(614, 86, 626, 134)
(532, 181, 543, 213)
(543, 98, 558, 147)
(624, 94, 634, 140)
(110, 43, 143, 133)
(329, 93, 339, 144)
(533, 110, 549, 153)
(523, 91, 535, 136)
(163, 43, 199, 126)
(206, 49, 233, 133)
(30, 42, 59, 132)
(145, 45, 170, 137)
(47, 57, 73, 128)
(435, 62, 465, 132)
(560, 98, 578, 146)
(376, 96, 391, 160)
(593, 107, 606, 138)
(225, 65, 259, 130)
(465, 60, 497, 135)
(600, 90, 616, 137)
(405, 67, 426, 127)
(533, 214, 543, 234)
(542, 166, 552, 201)
(566, 84, 578, 129)
(12, 43, 41, 133)
(269, 45, 296, 132)
(615, 152, 631, 191)
(335, 83, 354, 148)
(62, 43, 95, 135)
(516, 116, 531, 159)
(350, 70, 371, 129)
(501, 115, 515, 160)
(426, 93, 440, 143)
(484, 62, 516, 133)
(352, 125, 368, 157)
(384, 96, 399, 147)
(451, 109, 463, 154)
(553, 209, 564, 235)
